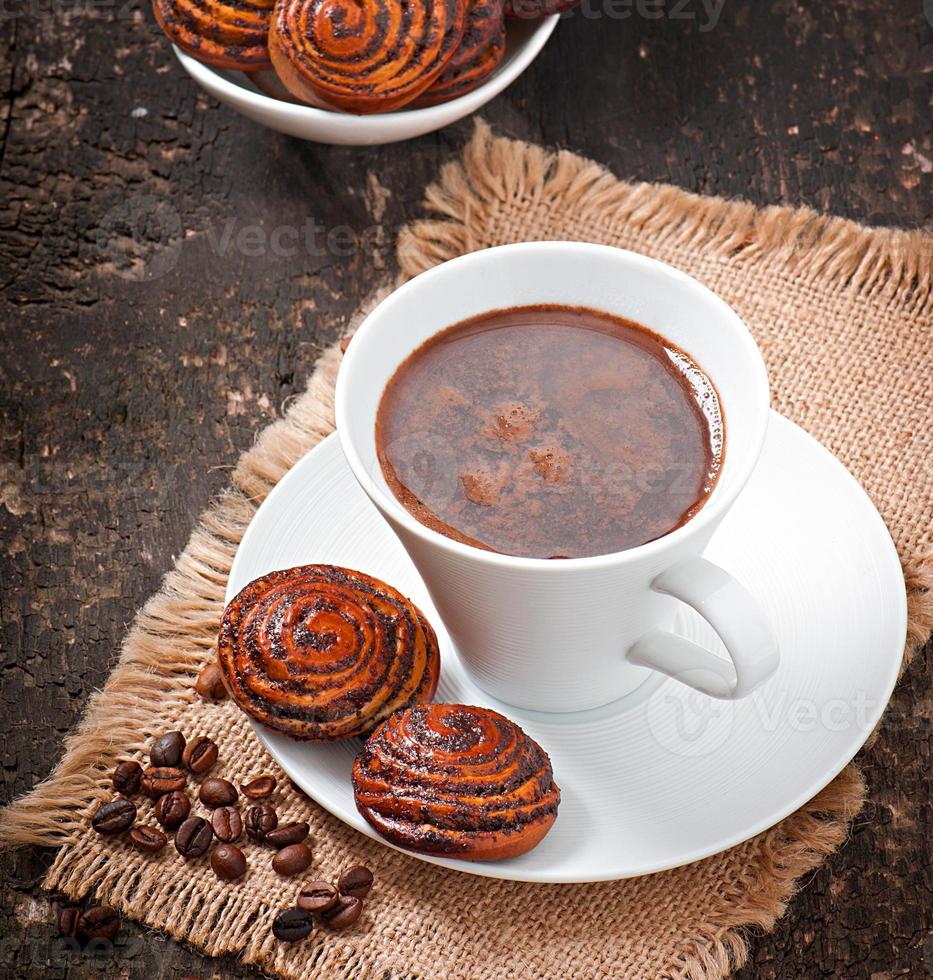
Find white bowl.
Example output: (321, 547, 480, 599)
(173, 16, 558, 146)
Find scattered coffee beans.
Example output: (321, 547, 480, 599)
(211, 805, 242, 842)
(154, 790, 190, 830)
(58, 906, 81, 940)
(182, 735, 218, 775)
(263, 822, 309, 849)
(195, 662, 228, 701)
(272, 907, 313, 942)
(91, 728, 375, 940)
(288, 778, 312, 801)
(91, 798, 137, 836)
(240, 775, 276, 799)
(272, 843, 313, 877)
(112, 760, 142, 795)
(79, 906, 121, 943)
(199, 777, 238, 808)
(129, 825, 168, 853)
(337, 865, 374, 899)
(210, 843, 247, 881)
(141, 766, 186, 798)
(297, 881, 339, 914)
(320, 895, 362, 930)
(175, 816, 213, 859)
(245, 804, 278, 842)
(150, 731, 186, 768)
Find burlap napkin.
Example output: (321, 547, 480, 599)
(2, 123, 931, 980)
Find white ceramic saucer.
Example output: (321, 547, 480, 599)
(227, 412, 906, 883)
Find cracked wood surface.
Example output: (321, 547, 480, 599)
(1, 0, 931, 976)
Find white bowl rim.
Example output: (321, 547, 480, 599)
(336, 241, 773, 573)
(172, 14, 558, 132)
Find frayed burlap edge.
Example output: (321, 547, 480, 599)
(400, 124, 933, 316)
(1, 122, 929, 980)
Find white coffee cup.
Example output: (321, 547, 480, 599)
(336, 242, 779, 712)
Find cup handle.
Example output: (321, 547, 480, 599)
(627, 556, 779, 700)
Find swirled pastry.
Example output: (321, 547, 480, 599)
(353, 704, 560, 860)
(414, 0, 505, 107)
(268, 0, 469, 112)
(218, 565, 440, 741)
(153, 0, 274, 71)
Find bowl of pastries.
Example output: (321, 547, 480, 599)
(156, 0, 566, 144)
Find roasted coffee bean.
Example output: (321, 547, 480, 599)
(79, 906, 120, 943)
(211, 805, 242, 842)
(150, 731, 186, 768)
(175, 816, 213, 859)
(199, 777, 238, 808)
(297, 881, 339, 914)
(58, 906, 81, 939)
(245, 804, 277, 842)
(320, 894, 362, 930)
(140, 766, 186, 798)
(91, 798, 137, 836)
(210, 843, 246, 881)
(112, 760, 142, 795)
(271, 843, 313, 877)
(182, 735, 218, 775)
(129, 825, 167, 853)
(272, 907, 312, 942)
(194, 662, 228, 701)
(337, 865, 374, 899)
(263, 822, 309, 849)
(240, 774, 276, 799)
(288, 778, 312, 801)
(154, 790, 190, 830)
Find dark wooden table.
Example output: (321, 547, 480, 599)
(2, 0, 931, 976)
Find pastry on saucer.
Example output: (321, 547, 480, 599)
(352, 703, 560, 860)
(218, 564, 440, 741)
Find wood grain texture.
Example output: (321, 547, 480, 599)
(0, 0, 930, 976)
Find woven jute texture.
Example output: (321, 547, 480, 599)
(2, 122, 931, 980)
